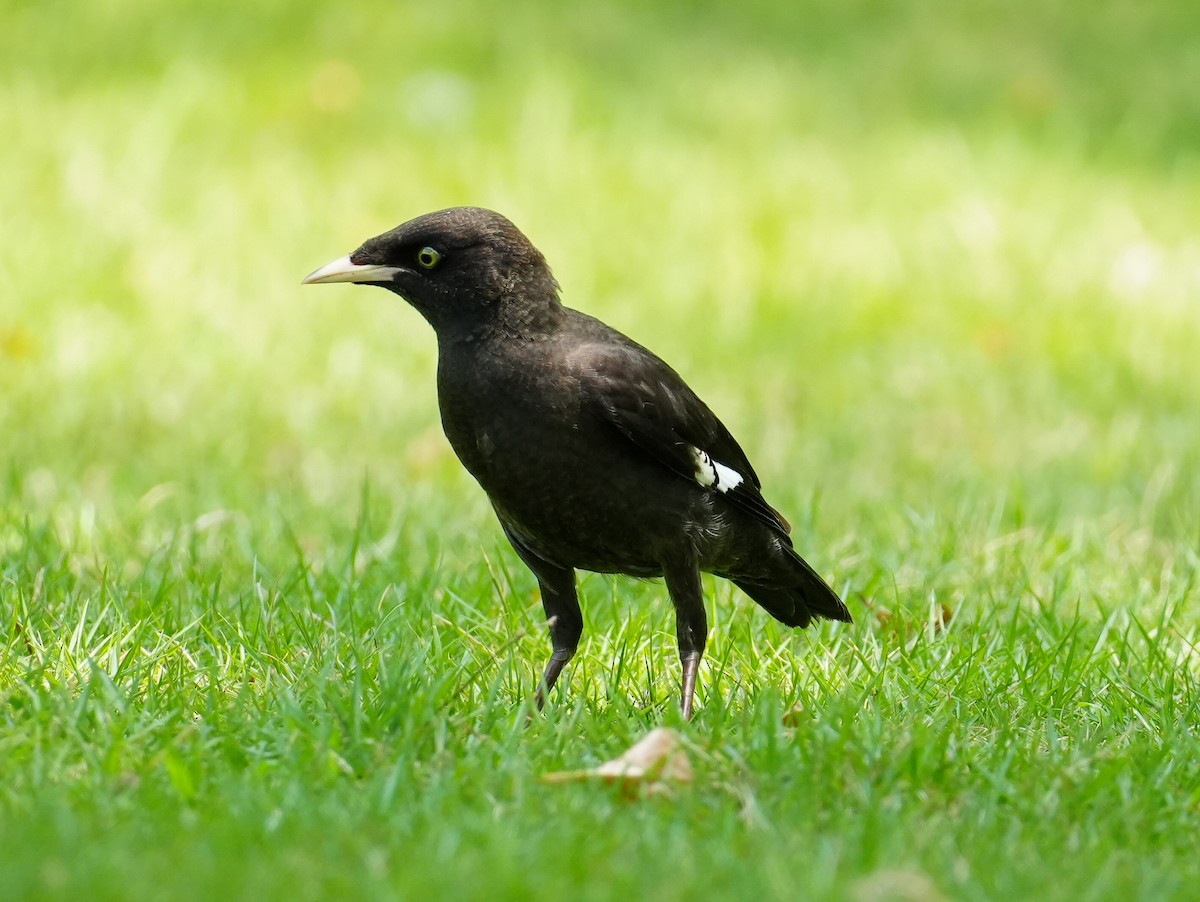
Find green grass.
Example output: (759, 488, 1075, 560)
(3, 1, 1200, 899)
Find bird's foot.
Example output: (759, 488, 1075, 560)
(680, 651, 702, 720)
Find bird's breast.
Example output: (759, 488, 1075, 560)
(436, 347, 575, 482)
(433, 344, 712, 572)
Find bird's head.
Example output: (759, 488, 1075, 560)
(303, 207, 561, 338)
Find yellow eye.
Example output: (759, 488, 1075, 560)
(416, 246, 441, 269)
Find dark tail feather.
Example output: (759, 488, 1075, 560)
(732, 549, 851, 629)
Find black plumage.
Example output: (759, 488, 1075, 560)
(303, 207, 850, 718)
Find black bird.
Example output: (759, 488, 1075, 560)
(303, 207, 850, 718)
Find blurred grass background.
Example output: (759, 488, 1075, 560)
(4, 0, 1198, 528)
(2, 1, 1199, 900)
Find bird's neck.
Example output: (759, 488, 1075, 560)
(494, 289, 566, 338)
(445, 283, 565, 344)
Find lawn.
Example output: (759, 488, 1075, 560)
(2, 1, 1199, 899)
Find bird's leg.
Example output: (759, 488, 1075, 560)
(662, 555, 708, 720)
(534, 573, 582, 709)
(500, 523, 582, 710)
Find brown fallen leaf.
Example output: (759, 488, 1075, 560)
(781, 701, 808, 728)
(861, 595, 955, 636)
(542, 727, 693, 797)
(857, 595, 893, 627)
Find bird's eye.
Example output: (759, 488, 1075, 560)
(416, 246, 441, 270)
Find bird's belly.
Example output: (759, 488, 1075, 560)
(451, 420, 691, 573)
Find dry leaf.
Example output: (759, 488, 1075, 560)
(858, 596, 893, 627)
(781, 702, 808, 728)
(862, 595, 955, 635)
(542, 727, 693, 797)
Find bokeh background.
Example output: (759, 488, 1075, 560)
(2, 1, 1199, 899)
(5, 0, 1197, 538)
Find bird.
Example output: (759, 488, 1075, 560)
(303, 207, 850, 718)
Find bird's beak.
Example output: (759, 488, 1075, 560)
(302, 254, 402, 285)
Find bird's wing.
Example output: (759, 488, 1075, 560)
(568, 342, 792, 536)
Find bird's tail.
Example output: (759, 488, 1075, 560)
(732, 547, 851, 629)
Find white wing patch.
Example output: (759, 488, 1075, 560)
(690, 446, 744, 492)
